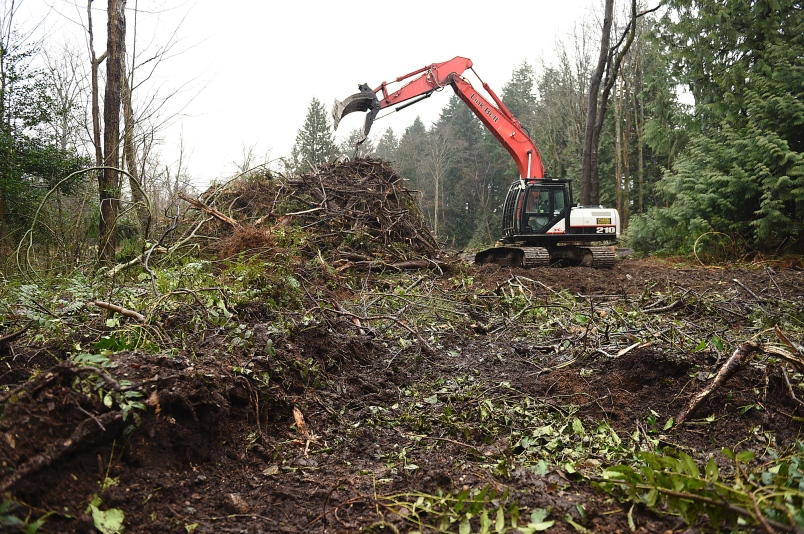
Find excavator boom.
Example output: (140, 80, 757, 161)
(332, 57, 544, 180)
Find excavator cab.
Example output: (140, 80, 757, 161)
(501, 181, 571, 237)
(522, 186, 567, 232)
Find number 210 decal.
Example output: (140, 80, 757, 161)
(596, 227, 616, 234)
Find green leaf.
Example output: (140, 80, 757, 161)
(520, 520, 555, 532)
(563, 514, 590, 533)
(572, 418, 585, 437)
(479, 510, 491, 533)
(705, 458, 719, 482)
(495, 507, 505, 532)
(680, 452, 700, 478)
(24, 514, 50, 534)
(88, 500, 125, 534)
(530, 509, 549, 523)
(573, 313, 589, 324)
(663, 417, 674, 430)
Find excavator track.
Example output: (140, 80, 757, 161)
(585, 246, 616, 269)
(522, 247, 550, 267)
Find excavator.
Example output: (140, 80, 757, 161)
(332, 56, 619, 268)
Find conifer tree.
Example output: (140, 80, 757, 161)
(629, 0, 804, 254)
(374, 128, 398, 162)
(290, 98, 339, 174)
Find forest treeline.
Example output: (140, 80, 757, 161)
(1, 0, 802, 274)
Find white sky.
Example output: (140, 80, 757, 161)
(23, 0, 605, 188)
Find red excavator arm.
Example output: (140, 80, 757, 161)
(333, 56, 544, 181)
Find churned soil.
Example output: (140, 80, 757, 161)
(1, 258, 803, 533)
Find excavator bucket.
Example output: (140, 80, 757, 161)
(332, 84, 380, 146)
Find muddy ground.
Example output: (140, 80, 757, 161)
(1, 258, 803, 533)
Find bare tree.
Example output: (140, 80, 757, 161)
(87, 0, 105, 167)
(97, 0, 125, 263)
(422, 127, 455, 238)
(580, 0, 615, 205)
(43, 43, 89, 151)
(579, 0, 658, 205)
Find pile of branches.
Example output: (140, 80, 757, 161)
(192, 159, 442, 270)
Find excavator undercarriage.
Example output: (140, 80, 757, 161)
(474, 245, 616, 269)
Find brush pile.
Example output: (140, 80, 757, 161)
(195, 159, 442, 270)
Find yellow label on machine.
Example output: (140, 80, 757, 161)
(596, 217, 612, 225)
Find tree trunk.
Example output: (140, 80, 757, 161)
(0, 184, 6, 245)
(98, 0, 126, 263)
(122, 59, 150, 238)
(580, 0, 614, 206)
(614, 76, 623, 215)
(635, 83, 645, 214)
(581, 0, 642, 207)
(622, 76, 631, 228)
(87, 0, 103, 167)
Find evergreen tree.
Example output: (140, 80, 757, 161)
(433, 95, 486, 247)
(290, 98, 339, 174)
(394, 117, 432, 226)
(0, 25, 88, 247)
(629, 0, 804, 254)
(374, 127, 398, 162)
(502, 61, 538, 137)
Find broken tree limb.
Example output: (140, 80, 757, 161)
(645, 300, 681, 314)
(93, 300, 146, 323)
(733, 278, 761, 301)
(0, 321, 33, 345)
(179, 192, 240, 227)
(676, 342, 760, 425)
(762, 344, 804, 373)
(773, 326, 804, 372)
(780, 367, 804, 409)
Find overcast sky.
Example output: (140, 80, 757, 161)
(24, 0, 605, 188)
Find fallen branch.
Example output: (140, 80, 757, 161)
(589, 475, 799, 533)
(676, 342, 759, 425)
(733, 278, 761, 301)
(179, 192, 240, 227)
(0, 321, 33, 345)
(780, 368, 804, 409)
(762, 344, 804, 373)
(774, 326, 804, 372)
(93, 300, 146, 323)
(103, 246, 167, 278)
(644, 300, 681, 314)
(0, 363, 125, 405)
